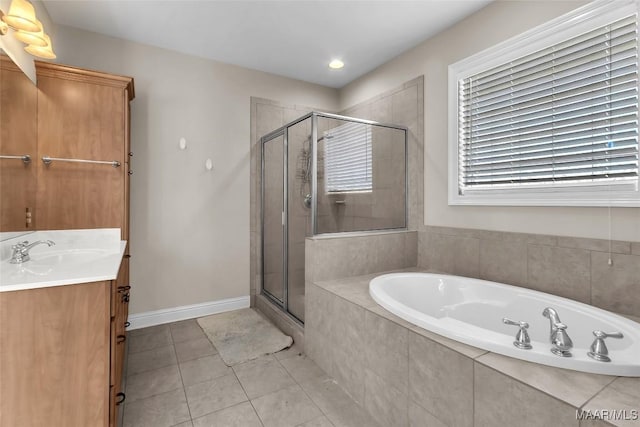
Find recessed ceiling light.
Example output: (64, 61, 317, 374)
(329, 59, 344, 69)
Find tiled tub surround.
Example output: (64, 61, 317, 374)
(305, 230, 418, 284)
(305, 271, 640, 427)
(419, 226, 640, 318)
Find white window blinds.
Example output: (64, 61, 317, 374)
(324, 122, 372, 193)
(458, 14, 639, 193)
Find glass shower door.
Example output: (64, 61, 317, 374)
(262, 133, 285, 303)
(261, 117, 312, 323)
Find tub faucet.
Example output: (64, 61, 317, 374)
(10, 240, 55, 264)
(542, 307, 573, 357)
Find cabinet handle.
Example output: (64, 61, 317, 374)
(117, 285, 131, 293)
(116, 392, 126, 405)
(124, 254, 131, 259)
(122, 293, 130, 303)
(117, 335, 126, 343)
(128, 170, 133, 175)
(128, 152, 133, 157)
(124, 321, 131, 328)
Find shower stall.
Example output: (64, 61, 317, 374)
(261, 112, 407, 323)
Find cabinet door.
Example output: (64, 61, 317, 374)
(36, 75, 126, 230)
(0, 282, 111, 427)
(0, 58, 37, 231)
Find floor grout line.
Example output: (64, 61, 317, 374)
(231, 361, 265, 427)
(169, 322, 194, 425)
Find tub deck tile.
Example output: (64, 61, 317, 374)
(409, 331, 474, 427)
(314, 267, 425, 305)
(409, 323, 487, 360)
(582, 377, 640, 427)
(476, 352, 616, 408)
(474, 363, 580, 427)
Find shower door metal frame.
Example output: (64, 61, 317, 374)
(260, 111, 409, 324)
(308, 111, 409, 235)
(260, 128, 290, 314)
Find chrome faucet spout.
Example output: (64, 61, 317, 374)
(542, 307, 573, 357)
(542, 307, 561, 328)
(23, 240, 55, 251)
(9, 240, 55, 264)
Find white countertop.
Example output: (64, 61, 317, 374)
(0, 229, 126, 292)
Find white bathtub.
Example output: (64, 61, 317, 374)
(370, 272, 640, 376)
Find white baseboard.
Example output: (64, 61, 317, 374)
(127, 295, 250, 330)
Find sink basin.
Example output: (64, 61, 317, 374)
(0, 228, 126, 292)
(30, 249, 112, 266)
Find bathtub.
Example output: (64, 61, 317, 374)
(369, 272, 640, 376)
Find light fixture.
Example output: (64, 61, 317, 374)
(2, 0, 38, 32)
(25, 33, 55, 59)
(14, 19, 46, 46)
(0, 0, 56, 59)
(329, 59, 344, 69)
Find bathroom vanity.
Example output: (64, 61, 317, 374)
(0, 56, 134, 426)
(0, 229, 129, 427)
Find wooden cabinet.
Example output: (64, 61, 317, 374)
(0, 57, 38, 230)
(0, 56, 134, 239)
(0, 257, 131, 427)
(0, 281, 112, 426)
(0, 58, 134, 426)
(35, 63, 133, 234)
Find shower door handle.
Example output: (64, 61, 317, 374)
(282, 211, 285, 226)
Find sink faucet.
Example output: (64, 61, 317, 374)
(10, 240, 56, 264)
(542, 307, 573, 357)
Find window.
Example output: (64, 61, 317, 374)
(448, 0, 639, 206)
(324, 122, 372, 193)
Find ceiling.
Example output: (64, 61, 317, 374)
(43, 0, 492, 88)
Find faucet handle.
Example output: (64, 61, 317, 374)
(588, 330, 623, 362)
(10, 241, 27, 252)
(593, 330, 623, 339)
(502, 317, 532, 350)
(503, 317, 529, 328)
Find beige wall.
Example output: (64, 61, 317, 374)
(339, 0, 640, 241)
(53, 25, 339, 314)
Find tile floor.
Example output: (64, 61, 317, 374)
(123, 319, 381, 427)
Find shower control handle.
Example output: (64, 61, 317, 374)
(502, 318, 532, 350)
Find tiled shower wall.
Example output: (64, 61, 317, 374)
(419, 226, 640, 318)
